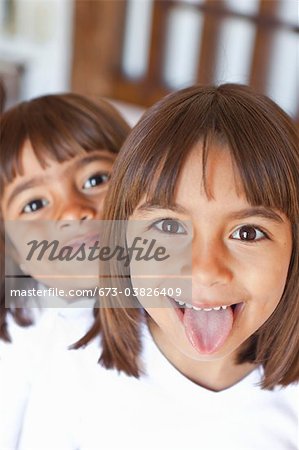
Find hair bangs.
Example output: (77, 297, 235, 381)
(124, 84, 298, 223)
(0, 109, 86, 189)
(120, 96, 218, 214)
(0, 94, 130, 190)
(215, 97, 299, 222)
(26, 113, 87, 167)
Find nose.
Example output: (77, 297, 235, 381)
(192, 239, 233, 288)
(56, 197, 97, 225)
(59, 207, 95, 221)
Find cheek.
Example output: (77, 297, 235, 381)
(5, 223, 57, 282)
(145, 307, 179, 341)
(236, 244, 291, 308)
(5, 228, 30, 262)
(8, 224, 47, 256)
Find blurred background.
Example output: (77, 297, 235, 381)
(0, 0, 298, 125)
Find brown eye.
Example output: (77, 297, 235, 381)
(22, 199, 49, 214)
(231, 225, 267, 241)
(83, 173, 110, 189)
(153, 219, 186, 235)
(239, 226, 257, 240)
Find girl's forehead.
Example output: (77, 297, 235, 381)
(18, 140, 49, 173)
(180, 141, 243, 193)
(170, 141, 244, 198)
(12, 141, 114, 180)
(8, 138, 94, 182)
(133, 142, 246, 215)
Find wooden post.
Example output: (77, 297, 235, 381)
(197, 0, 224, 85)
(72, 0, 127, 98)
(249, 0, 279, 93)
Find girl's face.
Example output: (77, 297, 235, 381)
(2, 140, 116, 290)
(129, 142, 292, 360)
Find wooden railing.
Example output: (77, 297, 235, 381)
(72, 0, 299, 123)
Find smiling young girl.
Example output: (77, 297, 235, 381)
(0, 92, 130, 337)
(19, 84, 298, 450)
(0, 92, 130, 448)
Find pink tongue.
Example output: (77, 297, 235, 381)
(183, 307, 233, 354)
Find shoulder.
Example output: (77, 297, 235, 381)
(0, 311, 41, 359)
(272, 381, 299, 412)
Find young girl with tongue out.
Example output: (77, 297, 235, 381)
(18, 84, 298, 450)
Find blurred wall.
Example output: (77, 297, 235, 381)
(0, 0, 298, 123)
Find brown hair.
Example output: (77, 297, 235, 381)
(77, 84, 299, 389)
(0, 93, 130, 341)
(0, 79, 5, 113)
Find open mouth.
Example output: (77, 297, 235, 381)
(168, 296, 243, 316)
(167, 296, 245, 354)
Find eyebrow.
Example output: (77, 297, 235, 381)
(72, 153, 115, 168)
(228, 207, 284, 224)
(6, 177, 46, 209)
(136, 203, 189, 215)
(136, 203, 284, 224)
(6, 153, 114, 208)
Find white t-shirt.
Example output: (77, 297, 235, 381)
(18, 323, 299, 450)
(0, 298, 94, 450)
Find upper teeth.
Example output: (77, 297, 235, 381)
(174, 299, 228, 311)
